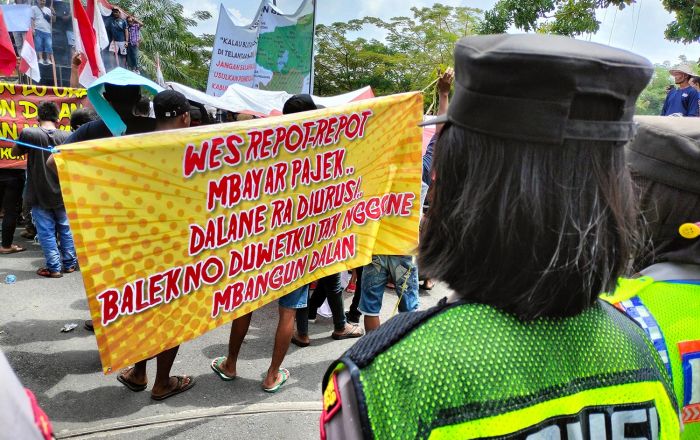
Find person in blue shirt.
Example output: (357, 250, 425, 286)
(661, 64, 700, 116)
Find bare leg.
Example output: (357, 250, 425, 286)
(150, 346, 183, 396)
(262, 306, 295, 389)
(220, 313, 253, 377)
(364, 315, 380, 332)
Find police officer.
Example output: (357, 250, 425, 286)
(321, 34, 680, 439)
(606, 115, 700, 439)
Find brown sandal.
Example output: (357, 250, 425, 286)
(0, 245, 26, 254)
(332, 323, 365, 340)
(36, 267, 62, 278)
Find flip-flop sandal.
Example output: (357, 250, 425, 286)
(151, 375, 195, 401)
(332, 323, 365, 340)
(36, 267, 62, 278)
(63, 265, 78, 274)
(419, 280, 434, 291)
(117, 367, 147, 392)
(262, 368, 289, 393)
(0, 245, 26, 254)
(210, 356, 236, 381)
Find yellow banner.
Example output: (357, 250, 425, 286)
(55, 92, 423, 374)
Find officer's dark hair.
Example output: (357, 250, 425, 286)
(37, 101, 60, 123)
(419, 95, 639, 320)
(632, 174, 700, 267)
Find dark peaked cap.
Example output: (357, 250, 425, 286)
(424, 34, 653, 144)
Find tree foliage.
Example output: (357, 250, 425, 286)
(112, 0, 212, 89)
(663, 0, 700, 43)
(314, 4, 481, 111)
(479, 0, 632, 36)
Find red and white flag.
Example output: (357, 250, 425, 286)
(87, 0, 110, 50)
(0, 8, 16, 76)
(72, 0, 106, 87)
(19, 26, 40, 82)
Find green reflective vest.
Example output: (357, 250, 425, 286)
(604, 268, 700, 440)
(323, 299, 680, 439)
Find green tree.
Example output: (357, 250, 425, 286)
(663, 0, 700, 43)
(111, 0, 212, 89)
(479, 0, 632, 36)
(314, 4, 482, 111)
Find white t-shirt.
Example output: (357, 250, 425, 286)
(31, 6, 52, 34)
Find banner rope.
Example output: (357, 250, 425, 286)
(0, 137, 59, 154)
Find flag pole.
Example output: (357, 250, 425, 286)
(309, 0, 316, 94)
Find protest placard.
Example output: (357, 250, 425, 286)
(0, 83, 88, 169)
(55, 92, 422, 374)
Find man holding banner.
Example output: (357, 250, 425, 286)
(116, 89, 195, 401)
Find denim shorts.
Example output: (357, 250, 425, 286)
(279, 285, 309, 309)
(359, 255, 419, 316)
(34, 30, 52, 54)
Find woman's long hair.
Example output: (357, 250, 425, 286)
(419, 95, 640, 319)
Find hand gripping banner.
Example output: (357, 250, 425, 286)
(55, 92, 423, 373)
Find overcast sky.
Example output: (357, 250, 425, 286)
(179, 0, 700, 66)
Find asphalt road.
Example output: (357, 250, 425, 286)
(0, 229, 444, 440)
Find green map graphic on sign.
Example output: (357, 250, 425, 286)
(255, 13, 314, 93)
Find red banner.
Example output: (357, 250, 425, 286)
(0, 83, 89, 169)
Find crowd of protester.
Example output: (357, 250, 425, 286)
(0, 34, 699, 440)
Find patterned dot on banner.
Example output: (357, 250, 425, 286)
(87, 183, 95, 191)
(149, 227, 159, 236)
(113, 257, 123, 268)
(162, 235, 171, 244)
(123, 263, 135, 274)
(185, 197, 192, 204)
(96, 170, 103, 177)
(138, 218, 147, 229)
(63, 187, 72, 196)
(100, 192, 109, 202)
(135, 197, 143, 205)
(99, 249, 110, 261)
(172, 242, 182, 251)
(118, 166, 125, 173)
(158, 214, 166, 223)
(127, 211, 135, 220)
(96, 228, 105, 239)
(133, 251, 144, 260)
(195, 205, 203, 213)
(164, 254, 173, 264)
(105, 215, 114, 224)
(144, 183, 151, 191)
(171, 168, 179, 175)
(77, 197, 87, 205)
(90, 264, 103, 275)
(109, 178, 117, 186)
(67, 211, 77, 221)
(142, 239, 151, 249)
(117, 223, 127, 233)
(153, 247, 163, 257)
(86, 241, 97, 254)
(129, 231, 139, 242)
(103, 270, 115, 283)
(83, 220, 93, 229)
(166, 201, 173, 209)
(155, 193, 162, 201)
(169, 222, 177, 231)
(91, 206, 100, 215)
(175, 189, 181, 196)
(177, 210, 184, 217)
(122, 188, 130, 197)
(147, 206, 155, 215)
(120, 244, 131, 255)
(144, 258, 155, 270)
(114, 202, 123, 210)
